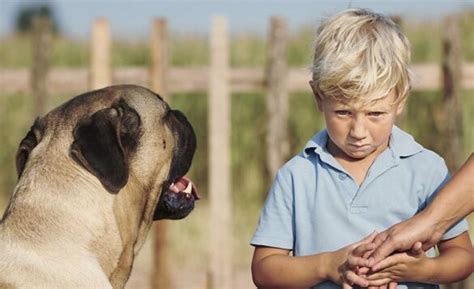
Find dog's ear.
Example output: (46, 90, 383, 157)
(16, 119, 43, 178)
(70, 99, 141, 193)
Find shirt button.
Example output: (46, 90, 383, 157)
(338, 174, 347, 180)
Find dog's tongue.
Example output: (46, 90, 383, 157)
(169, 176, 200, 200)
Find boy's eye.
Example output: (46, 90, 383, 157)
(368, 111, 385, 117)
(335, 110, 351, 116)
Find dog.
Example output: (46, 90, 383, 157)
(0, 85, 199, 289)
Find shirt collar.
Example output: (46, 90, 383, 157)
(303, 126, 423, 159)
(388, 126, 424, 157)
(303, 129, 329, 158)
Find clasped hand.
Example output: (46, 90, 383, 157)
(331, 232, 427, 289)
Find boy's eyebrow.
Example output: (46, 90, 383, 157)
(330, 101, 393, 111)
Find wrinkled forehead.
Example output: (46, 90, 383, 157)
(43, 85, 170, 128)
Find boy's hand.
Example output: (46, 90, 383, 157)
(365, 244, 427, 285)
(327, 232, 377, 288)
(357, 266, 398, 289)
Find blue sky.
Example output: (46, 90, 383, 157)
(1, 0, 473, 39)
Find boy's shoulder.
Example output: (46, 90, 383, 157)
(277, 151, 314, 178)
(277, 129, 329, 177)
(390, 126, 445, 168)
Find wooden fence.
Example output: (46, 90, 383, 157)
(2, 64, 474, 95)
(1, 15, 472, 289)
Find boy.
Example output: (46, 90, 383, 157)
(250, 9, 473, 289)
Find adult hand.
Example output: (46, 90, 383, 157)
(370, 153, 474, 266)
(369, 213, 442, 267)
(367, 244, 426, 283)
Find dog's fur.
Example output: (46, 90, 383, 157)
(0, 85, 197, 289)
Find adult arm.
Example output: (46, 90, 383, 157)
(367, 232, 473, 284)
(370, 153, 474, 265)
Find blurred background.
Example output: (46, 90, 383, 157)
(0, 0, 473, 288)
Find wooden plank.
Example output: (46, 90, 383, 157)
(149, 18, 168, 97)
(442, 16, 464, 176)
(208, 15, 232, 289)
(31, 16, 51, 117)
(2, 64, 474, 95)
(89, 18, 111, 90)
(265, 16, 289, 181)
(149, 17, 172, 289)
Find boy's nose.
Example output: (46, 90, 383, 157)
(349, 119, 367, 140)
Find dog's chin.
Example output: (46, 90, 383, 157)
(153, 176, 199, 220)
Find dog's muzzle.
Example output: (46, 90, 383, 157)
(153, 109, 199, 220)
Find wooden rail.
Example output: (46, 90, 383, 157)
(2, 64, 474, 95)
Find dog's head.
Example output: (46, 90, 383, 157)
(15, 85, 198, 222)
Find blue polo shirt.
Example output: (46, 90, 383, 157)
(251, 126, 468, 289)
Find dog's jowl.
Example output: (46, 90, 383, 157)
(0, 85, 198, 289)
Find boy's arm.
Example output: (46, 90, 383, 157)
(427, 232, 473, 283)
(251, 233, 377, 288)
(366, 232, 473, 285)
(252, 246, 330, 288)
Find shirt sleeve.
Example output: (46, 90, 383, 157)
(250, 168, 294, 249)
(423, 155, 469, 240)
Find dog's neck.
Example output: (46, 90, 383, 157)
(0, 168, 160, 289)
(0, 184, 130, 287)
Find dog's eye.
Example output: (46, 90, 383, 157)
(16, 119, 44, 178)
(16, 147, 29, 178)
(16, 132, 37, 178)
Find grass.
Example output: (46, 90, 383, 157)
(1, 10, 473, 68)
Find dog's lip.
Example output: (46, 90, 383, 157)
(169, 176, 200, 200)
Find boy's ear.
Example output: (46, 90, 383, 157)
(309, 80, 324, 112)
(396, 98, 407, 115)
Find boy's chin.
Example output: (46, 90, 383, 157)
(342, 148, 375, 160)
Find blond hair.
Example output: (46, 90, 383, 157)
(312, 8, 412, 104)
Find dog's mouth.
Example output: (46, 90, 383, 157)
(153, 108, 198, 221)
(153, 176, 200, 221)
(168, 176, 200, 200)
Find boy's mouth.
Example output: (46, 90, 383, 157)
(348, 143, 370, 149)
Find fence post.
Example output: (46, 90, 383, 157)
(149, 18, 168, 96)
(265, 16, 289, 183)
(149, 17, 172, 289)
(441, 17, 470, 289)
(208, 15, 232, 289)
(89, 18, 111, 90)
(31, 16, 51, 117)
(441, 15, 464, 174)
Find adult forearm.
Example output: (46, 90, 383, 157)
(423, 153, 474, 233)
(252, 252, 332, 288)
(371, 154, 474, 264)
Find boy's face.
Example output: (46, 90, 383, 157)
(311, 84, 405, 160)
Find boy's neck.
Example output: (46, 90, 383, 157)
(327, 139, 389, 186)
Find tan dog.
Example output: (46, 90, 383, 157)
(0, 85, 199, 289)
